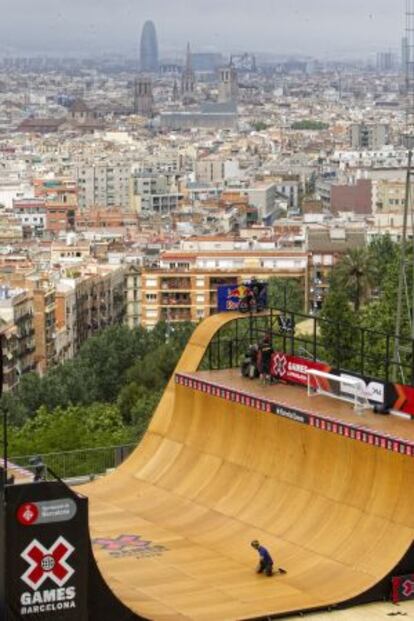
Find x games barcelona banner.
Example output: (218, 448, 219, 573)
(4, 481, 88, 621)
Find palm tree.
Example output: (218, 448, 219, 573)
(335, 247, 375, 312)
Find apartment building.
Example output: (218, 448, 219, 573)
(140, 249, 309, 328)
(12, 198, 47, 236)
(32, 284, 57, 374)
(50, 240, 91, 264)
(330, 179, 372, 215)
(194, 157, 240, 185)
(125, 265, 142, 328)
(374, 179, 406, 213)
(75, 163, 130, 209)
(350, 123, 389, 150)
(244, 183, 277, 220)
(55, 282, 77, 362)
(0, 212, 23, 242)
(59, 265, 126, 353)
(130, 172, 182, 213)
(371, 178, 407, 238)
(0, 287, 35, 391)
(33, 179, 77, 233)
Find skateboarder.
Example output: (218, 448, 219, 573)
(250, 540, 286, 576)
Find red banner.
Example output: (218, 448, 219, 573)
(392, 384, 414, 417)
(270, 352, 331, 388)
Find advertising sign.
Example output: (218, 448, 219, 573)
(270, 352, 331, 387)
(217, 281, 267, 313)
(5, 481, 88, 621)
(392, 574, 414, 603)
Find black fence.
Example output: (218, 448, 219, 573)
(201, 308, 414, 386)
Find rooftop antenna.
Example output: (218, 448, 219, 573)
(393, 0, 414, 382)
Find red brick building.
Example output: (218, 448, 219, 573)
(330, 179, 372, 215)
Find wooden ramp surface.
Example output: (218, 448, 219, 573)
(82, 314, 414, 621)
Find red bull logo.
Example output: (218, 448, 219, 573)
(225, 285, 249, 310)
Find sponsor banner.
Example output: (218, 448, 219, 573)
(392, 383, 414, 417)
(392, 574, 414, 603)
(217, 284, 243, 312)
(270, 352, 330, 387)
(329, 368, 387, 407)
(216, 282, 268, 312)
(5, 481, 88, 620)
(271, 404, 309, 425)
(17, 499, 77, 526)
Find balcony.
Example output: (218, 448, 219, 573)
(160, 309, 192, 322)
(160, 278, 191, 291)
(161, 293, 191, 306)
(209, 277, 237, 289)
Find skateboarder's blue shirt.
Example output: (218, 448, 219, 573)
(257, 545, 273, 564)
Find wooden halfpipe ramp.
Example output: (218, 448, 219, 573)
(83, 313, 414, 621)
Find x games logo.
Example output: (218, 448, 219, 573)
(93, 534, 167, 559)
(21, 537, 74, 590)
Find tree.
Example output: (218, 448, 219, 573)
(320, 286, 358, 370)
(8, 403, 133, 457)
(368, 234, 399, 293)
(334, 247, 376, 311)
(253, 121, 268, 131)
(291, 120, 329, 130)
(267, 277, 305, 313)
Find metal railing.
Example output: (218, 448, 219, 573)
(10, 444, 137, 480)
(201, 308, 414, 385)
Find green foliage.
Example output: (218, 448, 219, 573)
(319, 235, 414, 378)
(253, 121, 268, 131)
(334, 247, 376, 311)
(320, 285, 358, 369)
(291, 120, 329, 130)
(4, 321, 196, 457)
(267, 277, 305, 313)
(8, 403, 133, 457)
(368, 233, 399, 292)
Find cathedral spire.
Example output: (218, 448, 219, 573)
(181, 41, 195, 104)
(185, 42, 193, 72)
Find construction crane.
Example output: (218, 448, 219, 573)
(393, 0, 414, 382)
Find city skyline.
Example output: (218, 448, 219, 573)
(0, 0, 405, 59)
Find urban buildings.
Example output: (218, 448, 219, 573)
(0, 45, 409, 388)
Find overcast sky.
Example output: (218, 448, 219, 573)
(0, 0, 405, 58)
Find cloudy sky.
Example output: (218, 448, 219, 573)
(0, 0, 405, 58)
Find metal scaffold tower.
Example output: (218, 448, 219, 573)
(393, 0, 414, 381)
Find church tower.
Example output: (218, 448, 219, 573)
(218, 58, 239, 104)
(134, 76, 154, 117)
(172, 80, 179, 102)
(181, 43, 195, 105)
